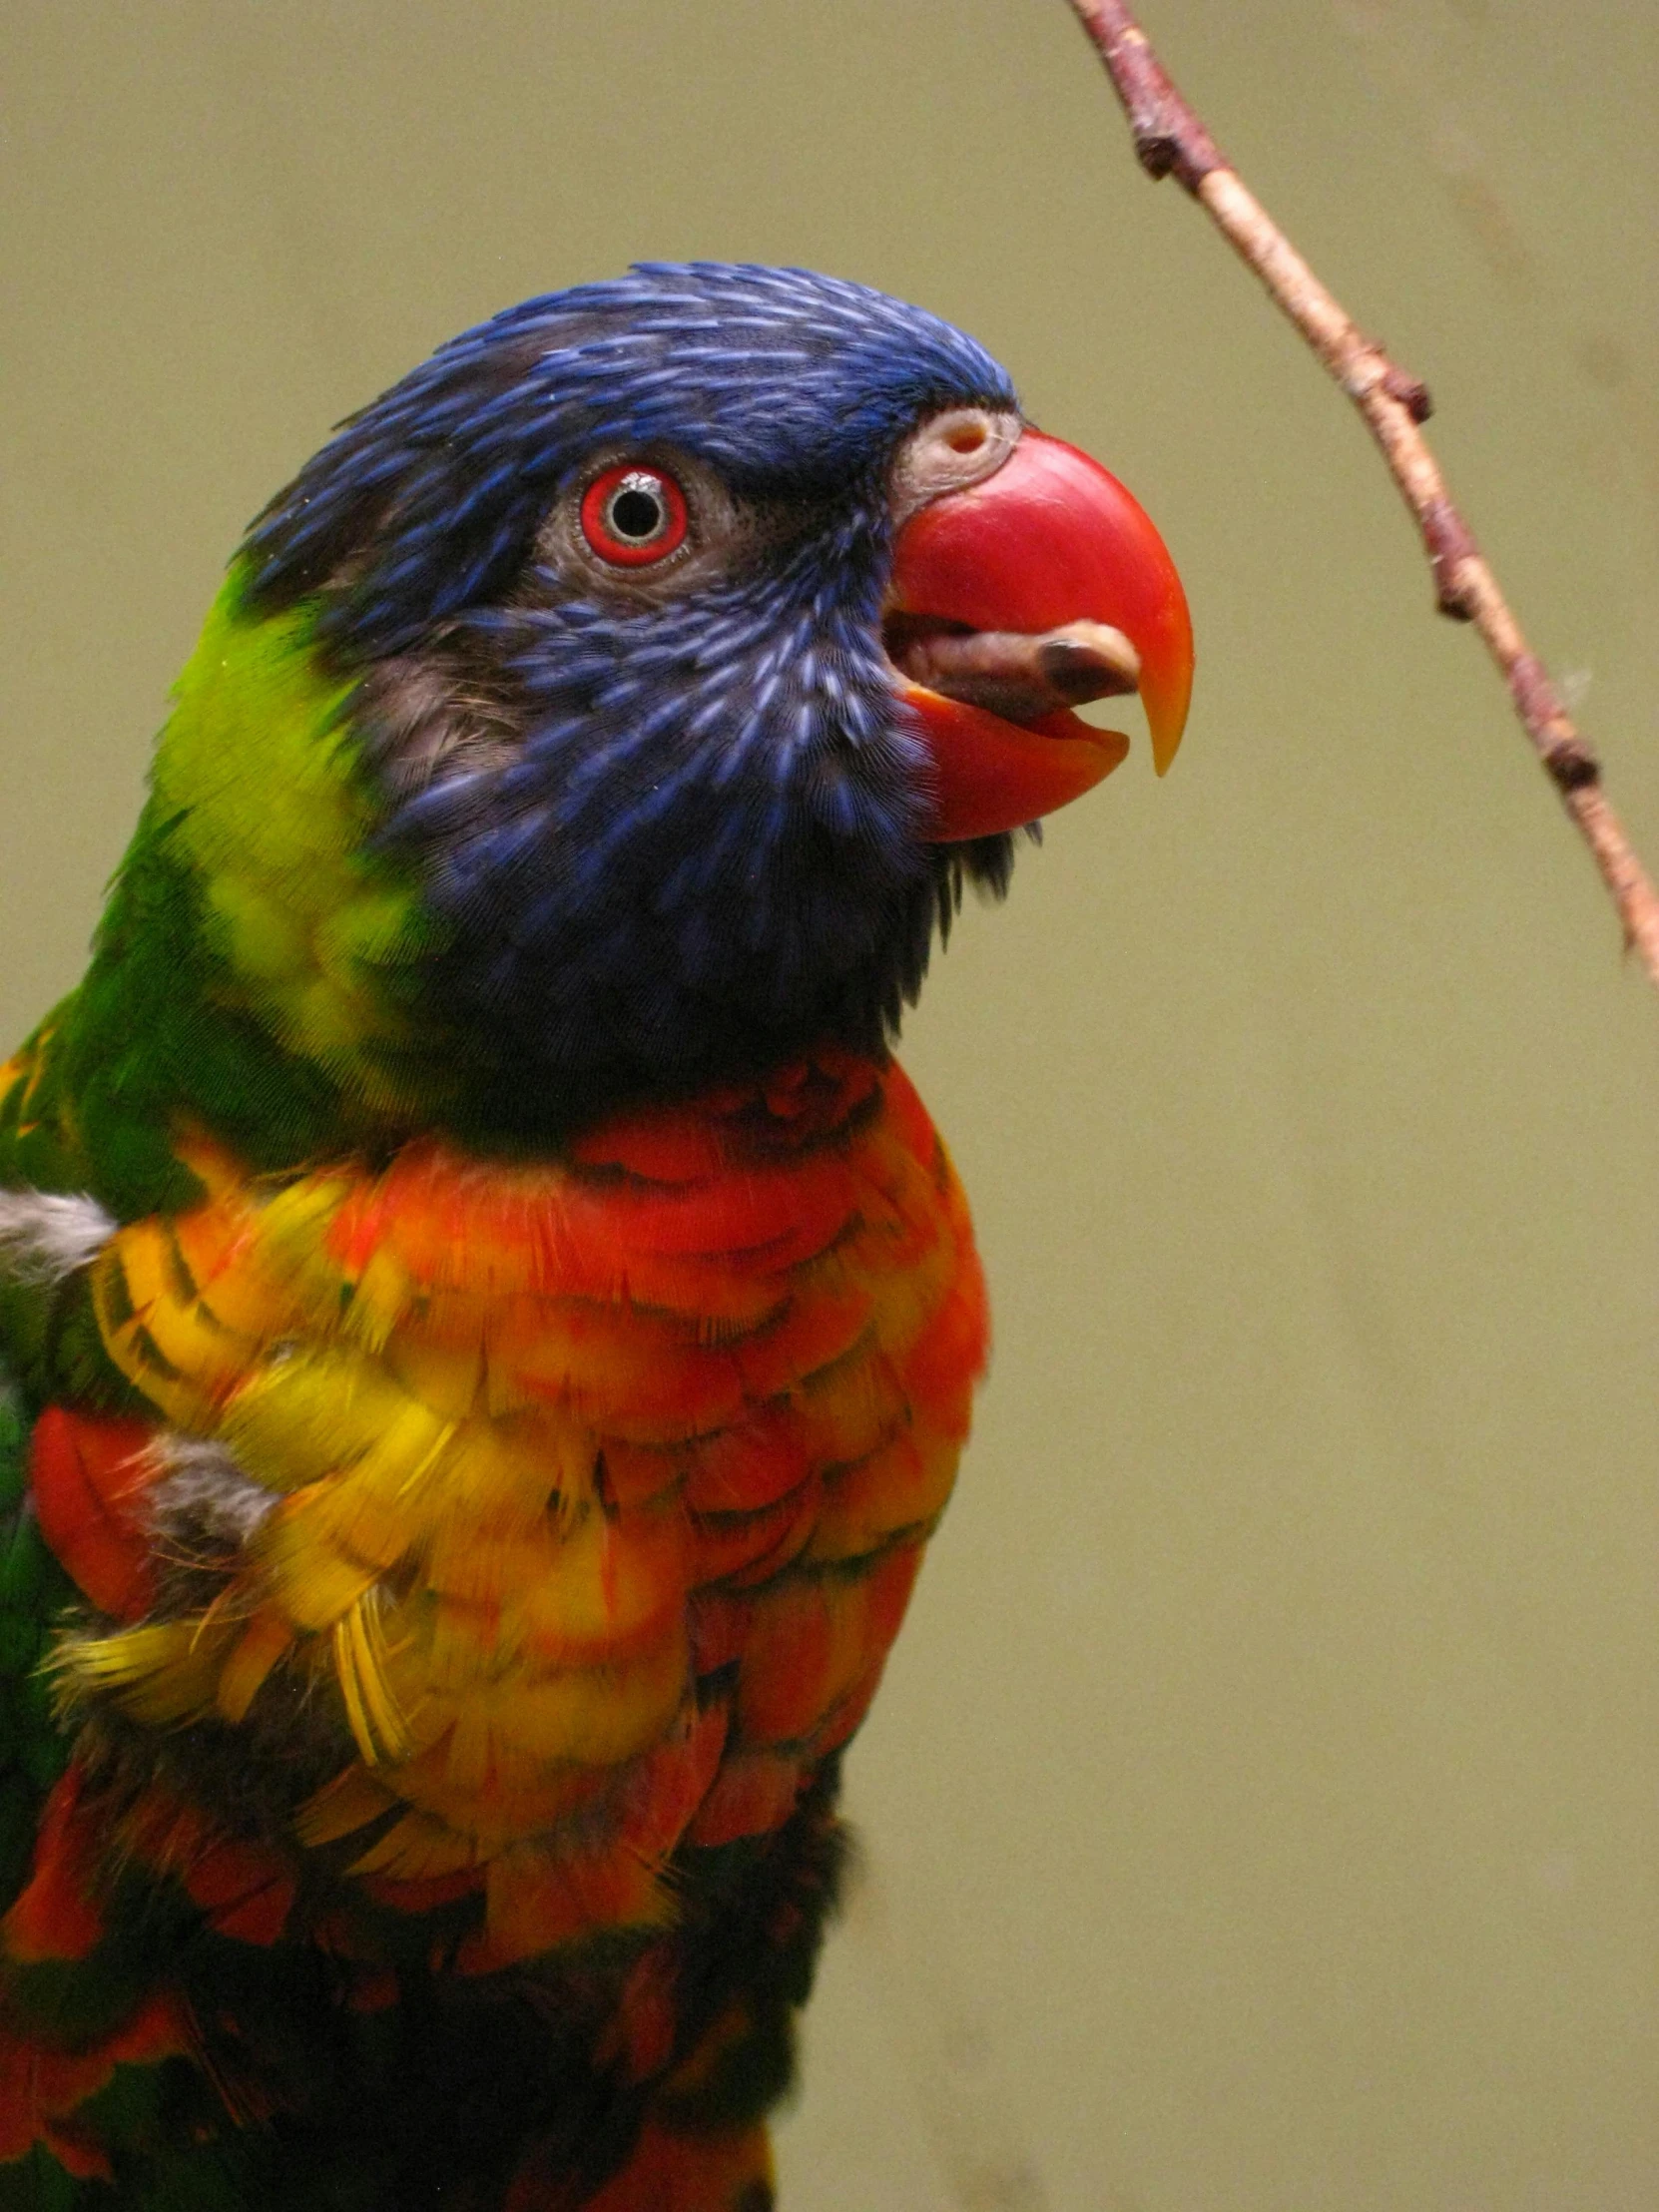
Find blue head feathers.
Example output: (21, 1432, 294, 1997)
(243, 264, 1026, 1135)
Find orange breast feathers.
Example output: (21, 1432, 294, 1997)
(51, 1054, 986, 1967)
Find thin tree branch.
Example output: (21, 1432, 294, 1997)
(1064, 0, 1659, 989)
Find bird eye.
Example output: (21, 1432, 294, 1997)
(580, 464, 690, 566)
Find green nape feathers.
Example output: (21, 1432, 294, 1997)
(152, 573, 443, 1100)
(0, 568, 449, 1229)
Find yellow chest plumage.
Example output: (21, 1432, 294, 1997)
(60, 1055, 985, 1967)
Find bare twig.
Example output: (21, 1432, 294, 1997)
(1064, 0, 1659, 988)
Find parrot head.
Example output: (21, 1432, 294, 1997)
(154, 264, 1192, 1141)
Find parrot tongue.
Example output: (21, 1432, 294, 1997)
(882, 613, 1142, 727)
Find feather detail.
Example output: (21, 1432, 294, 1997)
(0, 1990, 192, 2179)
(215, 1605, 297, 1723)
(1, 1765, 106, 1964)
(53, 1614, 237, 1725)
(28, 1407, 160, 1618)
(333, 1589, 412, 1766)
(0, 1188, 114, 1288)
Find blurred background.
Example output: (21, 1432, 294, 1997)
(3, 3, 1658, 2205)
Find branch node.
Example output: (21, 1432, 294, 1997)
(1077, 7, 1226, 192)
(1382, 365, 1433, 423)
(1423, 503, 1482, 620)
(1545, 739, 1602, 795)
(1134, 132, 1185, 184)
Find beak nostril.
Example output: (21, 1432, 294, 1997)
(890, 408, 1020, 518)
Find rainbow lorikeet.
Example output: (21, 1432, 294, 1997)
(0, 264, 1191, 2209)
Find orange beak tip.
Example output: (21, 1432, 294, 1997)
(1144, 611, 1195, 779)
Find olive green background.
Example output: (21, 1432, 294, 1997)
(3, 4, 1657, 2205)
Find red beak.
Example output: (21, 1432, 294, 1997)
(886, 429, 1194, 842)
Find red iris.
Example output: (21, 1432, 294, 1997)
(580, 464, 689, 566)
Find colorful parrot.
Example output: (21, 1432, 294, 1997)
(0, 265, 1191, 2210)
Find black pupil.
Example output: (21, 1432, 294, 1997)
(610, 484, 665, 541)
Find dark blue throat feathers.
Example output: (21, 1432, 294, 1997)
(245, 263, 1024, 1133)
